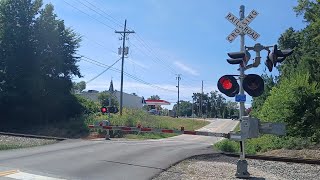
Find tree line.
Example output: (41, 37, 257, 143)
(0, 0, 84, 130)
(252, 0, 320, 142)
(173, 91, 239, 118)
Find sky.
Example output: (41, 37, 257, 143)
(43, 0, 306, 109)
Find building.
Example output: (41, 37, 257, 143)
(79, 80, 145, 109)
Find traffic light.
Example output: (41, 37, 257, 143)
(108, 106, 119, 114)
(243, 74, 264, 97)
(101, 106, 108, 114)
(217, 75, 239, 97)
(227, 51, 251, 65)
(101, 106, 119, 114)
(265, 45, 293, 72)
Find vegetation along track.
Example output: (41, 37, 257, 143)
(0, 132, 68, 141)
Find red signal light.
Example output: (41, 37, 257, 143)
(220, 78, 233, 90)
(217, 75, 239, 97)
(101, 107, 108, 113)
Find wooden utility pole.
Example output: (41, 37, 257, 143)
(115, 20, 135, 116)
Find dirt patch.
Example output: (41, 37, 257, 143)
(260, 148, 320, 159)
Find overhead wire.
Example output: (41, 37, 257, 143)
(85, 58, 121, 84)
(82, 0, 124, 28)
(79, 55, 177, 93)
(62, 0, 117, 31)
(70, 0, 178, 77)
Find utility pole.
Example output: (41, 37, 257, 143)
(200, 80, 203, 118)
(176, 74, 181, 117)
(115, 19, 135, 116)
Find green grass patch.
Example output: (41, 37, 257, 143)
(214, 135, 318, 155)
(0, 140, 57, 151)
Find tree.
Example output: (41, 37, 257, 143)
(98, 91, 119, 107)
(148, 95, 160, 100)
(173, 100, 192, 117)
(0, 0, 83, 129)
(72, 81, 86, 93)
(251, 74, 275, 116)
(255, 0, 320, 142)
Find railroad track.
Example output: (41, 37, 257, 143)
(0, 131, 68, 141)
(221, 152, 320, 165)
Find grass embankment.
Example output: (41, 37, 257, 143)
(214, 120, 320, 157)
(214, 135, 319, 156)
(85, 108, 209, 139)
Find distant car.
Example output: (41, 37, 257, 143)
(231, 115, 239, 120)
(148, 109, 159, 115)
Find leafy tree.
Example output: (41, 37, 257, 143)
(254, 0, 320, 141)
(251, 74, 276, 116)
(72, 81, 86, 93)
(0, 0, 83, 129)
(257, 72, 320, 140)
(148, 95, 160, 100)
(98, 91, 119, 107)
(173, 100, 192, 117)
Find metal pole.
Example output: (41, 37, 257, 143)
(239, 8, 246, 160)
(176, 74, 181, 117)
(236, 5, 250, 179)
(201, 80, 203, 118)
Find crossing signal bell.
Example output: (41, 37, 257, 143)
(243, 74, 264, 97)
(217, 75, 239, 97)
(265, 45, 293, 72)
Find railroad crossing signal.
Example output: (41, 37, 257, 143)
(265, 45, 294, 72)
(217, 74, 264, 98)
(243, 74, 264, 97)
(226, 9, 260, 43)
(217, 75, 239, 97)
(101, 106, 119, 114)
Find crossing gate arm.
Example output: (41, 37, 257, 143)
(88, 125, 229, 138)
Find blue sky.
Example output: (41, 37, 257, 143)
(44, 0, 306, 109)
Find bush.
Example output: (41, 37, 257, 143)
(257, 72, 320, 141)
(214, 135, 317, 155)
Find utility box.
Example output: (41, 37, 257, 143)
(240, 116, 259, 139)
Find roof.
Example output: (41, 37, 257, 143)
(145, 100, 171, 105)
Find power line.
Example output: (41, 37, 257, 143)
(81, 0, 124, 28)
(64, 0, 181, 82)
(62, 0, 117, 31)
(86, 58, 121, 84)
(79, 55, 177, 93)
(132, 34, 177, 75)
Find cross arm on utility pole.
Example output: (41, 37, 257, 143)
(115, 30, 135, 34)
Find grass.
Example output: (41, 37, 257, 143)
(214, 134, 318, 155)
(85, 108, 210, 139)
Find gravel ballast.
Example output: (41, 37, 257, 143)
(153, 154, 320, 180)
(0, 135, 57, 150)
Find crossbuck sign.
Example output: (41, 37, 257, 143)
(226, 9, 260, 43)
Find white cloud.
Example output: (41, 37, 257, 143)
(174, 61, 199, 76)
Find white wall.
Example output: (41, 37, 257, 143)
(79, 91, 144, 109)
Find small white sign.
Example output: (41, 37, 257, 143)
(225, 9, 260, 42)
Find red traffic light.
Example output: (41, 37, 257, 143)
(101, 107, 108, 114)
(217, 75, 239, 97)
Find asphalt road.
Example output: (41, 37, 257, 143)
(0, 119, 238, 180)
